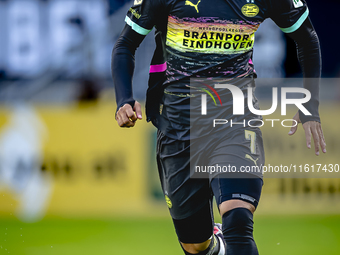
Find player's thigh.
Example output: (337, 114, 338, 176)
(209, 127, 264, 214)
(211, 175, 263, 215)
(209, 127, 265, 176)
(156, 131, 211, 220)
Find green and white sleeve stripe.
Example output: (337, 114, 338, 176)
(125, 16, 152, 35)
(280, 8, 309, 33)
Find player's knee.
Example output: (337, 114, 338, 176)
(219, 199, 255, 216)
(222, 207, 255, 245)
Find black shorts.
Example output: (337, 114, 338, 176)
(156, 127, 265, 220)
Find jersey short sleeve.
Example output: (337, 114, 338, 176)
(267, 0, 309, 33)
(125, 0, 166, 36)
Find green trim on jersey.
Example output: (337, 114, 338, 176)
(125, 16, 152, 35)
(280, 8, 309, 33)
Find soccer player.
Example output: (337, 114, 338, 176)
(112, 0, 326, 254)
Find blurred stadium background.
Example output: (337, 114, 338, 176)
(0, 0, 339, 254)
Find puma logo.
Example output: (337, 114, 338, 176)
(185, 0, 201, 13)
(245, 154, 259, 167)
(134, 0, 143, 5)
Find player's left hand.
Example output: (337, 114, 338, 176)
(288, 111, 326, 156)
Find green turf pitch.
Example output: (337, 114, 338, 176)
(0, 215, 339, 255)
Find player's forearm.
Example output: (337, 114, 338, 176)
(112, 39, 135, 110)
(289, 18, 321, 123)
(111, 26, 145, 110)
(297, 30, 321, 123)
(296, 30, 321, 78)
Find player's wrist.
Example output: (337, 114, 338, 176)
(115, 99, 136, 117)
(298, 109, 321, 124)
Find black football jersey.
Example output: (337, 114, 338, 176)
(124, 0, 310, 139)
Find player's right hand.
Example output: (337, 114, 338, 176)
(116, 101, 142, 128)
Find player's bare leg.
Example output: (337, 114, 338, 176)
(180, 239, 211, 254)
(219, 199, 255, 215)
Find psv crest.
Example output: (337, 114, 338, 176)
(241, 0, 259, 17)
(241, 4, 259, 17)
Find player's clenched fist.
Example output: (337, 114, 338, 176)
(116, 101, 142, 128)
